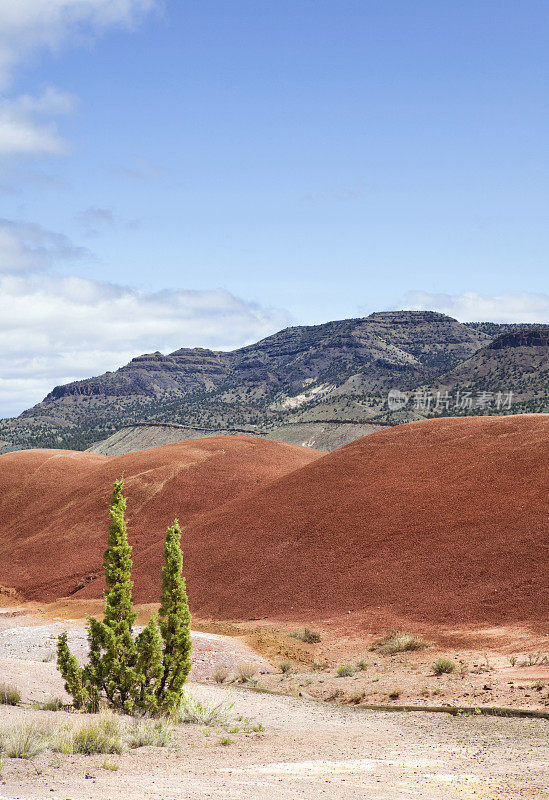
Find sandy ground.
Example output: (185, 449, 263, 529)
(0, 610, 270, 703)
(0, 610, 548, 799)
(1, 685, 547, 800)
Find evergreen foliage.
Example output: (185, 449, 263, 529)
(156, 520, 192, 711)
(56, 632, 89, 710)
(57, 480, 191, 714)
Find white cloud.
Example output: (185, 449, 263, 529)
(76, 206, 139, 237)
(0, 1, 158, 89)
(0, 220, 290, 417)
(0, 218, 89, 271)
(0, 1, 157, 158)
(0, 87, 76, 156)
(401, 290, 549, 324)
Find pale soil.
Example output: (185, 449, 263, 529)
(1, 685, 547, 800)
(0, 611, 270, 703)
(0, 609, 547, 799)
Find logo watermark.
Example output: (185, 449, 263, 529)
(387, 389, 513, 413)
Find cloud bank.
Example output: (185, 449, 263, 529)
(401, 290, 549, 324)
(0, 220, 290, 419)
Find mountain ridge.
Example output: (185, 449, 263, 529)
(1, 310, 547, 451)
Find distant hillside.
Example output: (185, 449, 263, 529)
(429, 329, 549, 400)
(0, 310, 547, 451)
(87, 420, 387, 455)
(0, 436, 322, 602)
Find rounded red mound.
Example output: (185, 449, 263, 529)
(181, 415, 548, 627)
(1, 416, 546, 630)
(0, 436, 323, 602)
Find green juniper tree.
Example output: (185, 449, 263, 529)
(134, 615, 163, 713)
(56, 631, 88, 709)
(57, 480, 191, 714)
(90, 480, 140, 711)
(156, 520, 192, 712)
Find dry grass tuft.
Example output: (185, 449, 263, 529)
(0, 721, 51, 758)
(370, 630, 430, 655)
(0, 683, 20, 706)
(177, 692, 232, 726)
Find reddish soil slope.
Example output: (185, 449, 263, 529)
(1, 416, 546, 630)
(0, 436, 323, 601)
(173, 415, 547, 628)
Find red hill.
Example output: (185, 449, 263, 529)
(0, 436, 323, 601)
(172, 415, 547, 629)
(1, 416, 546, 631)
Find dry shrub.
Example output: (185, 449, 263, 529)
(0, 721, 51, 758)
(213, 665, 230, 684)
(177, 692, 232, 726)
(289, 629, 321, 644)
(370, 630, 430, 655)
(0, 683, 20, 706)
(237, 662, 256, 682)
(432, 658, 456, 675)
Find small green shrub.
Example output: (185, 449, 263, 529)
(0, 722, 51, 758)
(508, 655, 517, 667)
(279, 661, 292, 674)
(370, 630, 430, 655)
(219, 736, 232, 746)
(337, 665, 354, 678)
(356, 659, 368, 671)
(36, 697, 64, 712)
(0, 683, 20, 706)
(101, 759, 119, 771)
(289, 629, 321, 644)
(388, 688, 401, 700)
(432, 658, 456, 675)
(177, 692, 232, 726)
(311, 659, 328, 672)
(63, 715, 126, 755)
(531, 680, 545, 692)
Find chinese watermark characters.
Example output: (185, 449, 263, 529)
(387, 388, 513, 413)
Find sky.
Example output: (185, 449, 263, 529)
(0, 0, 548, 417)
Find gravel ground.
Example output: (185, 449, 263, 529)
(0, 611, 270, 692)
(0, 684, 547, 800)
(0, 613, 547, 799)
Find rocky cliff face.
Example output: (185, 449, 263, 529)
(486, 329, 549, 350)
(424, 327, 549, 403)
(1, 311, 547, 451)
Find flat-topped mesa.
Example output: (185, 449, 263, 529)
(366, 310, 458, 324)
(168, 347, 235, 370)
(487, 329, 549, 350)
(129, 351, 168, 364)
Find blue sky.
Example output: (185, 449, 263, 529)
(0, 0, 548, 416)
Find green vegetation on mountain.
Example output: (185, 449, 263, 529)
(1, 312, 547, 451)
